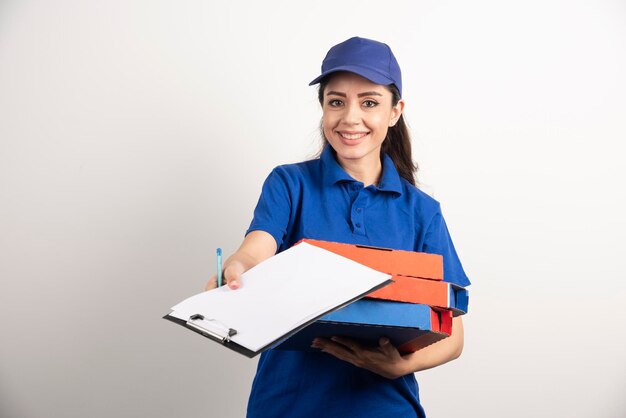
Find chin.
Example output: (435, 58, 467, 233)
(334, 145, 380, 163)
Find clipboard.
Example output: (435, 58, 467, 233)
(163, 284, 390, 358)
(164, 242, 393, 358)
(163, 313, 255, 357)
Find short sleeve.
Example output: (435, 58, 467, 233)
(423, 209, 471, 287)
(246, 167, 292, 249)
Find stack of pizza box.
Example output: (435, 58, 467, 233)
(276, 239, 469, 353)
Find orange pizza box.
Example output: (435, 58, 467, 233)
(367, 276, 469, 316)
(301, 239, 443, 281)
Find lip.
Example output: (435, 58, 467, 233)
(336, 131, 369, 145)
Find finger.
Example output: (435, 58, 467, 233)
(224, 263, 244, 290)
(330, 336, 362, 352)
(315, 339, 359, 365)
(312, 337, 352, 355)
(311, 337, 328, 349)
(204, 274, 218, 291)
(378, 337, 397, 356)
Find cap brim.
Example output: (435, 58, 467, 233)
(309, 65, 395, 87)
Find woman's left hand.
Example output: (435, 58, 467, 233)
(311, 336, 409, 380)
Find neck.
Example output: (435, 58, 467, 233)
(336, 154, 382, 187)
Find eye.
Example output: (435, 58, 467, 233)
(328, 99, 343, 107)
(362, 100, 378, 108)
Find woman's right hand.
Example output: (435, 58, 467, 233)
(204, 260, 246, 291)
(202, 231, 278, 292)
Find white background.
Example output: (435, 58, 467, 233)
(1, 1, 625, 417)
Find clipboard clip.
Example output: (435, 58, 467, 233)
(186, 314, 238, 343)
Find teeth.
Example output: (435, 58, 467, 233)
(340, 132, 367, 140)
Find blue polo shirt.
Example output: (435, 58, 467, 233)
(245, 146, 470, 418)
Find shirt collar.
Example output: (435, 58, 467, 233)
(378, 153, 404, 195)
(320, 145, 404, 195)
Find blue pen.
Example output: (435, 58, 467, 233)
(216, 248, 223, 288)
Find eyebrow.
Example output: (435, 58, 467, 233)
(326, 90, 384, 98)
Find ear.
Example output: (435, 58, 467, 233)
(389, 99, 405, 127)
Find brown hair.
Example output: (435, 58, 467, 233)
(317, 78, 418, 186)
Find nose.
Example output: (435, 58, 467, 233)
(341, 102, 362, 126)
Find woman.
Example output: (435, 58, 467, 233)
(206, 36, 470, 418)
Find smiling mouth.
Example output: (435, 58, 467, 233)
(338, 132, 369, 140)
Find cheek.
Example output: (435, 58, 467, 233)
(381, 108, 397, 127)
(321, 122, 332, 141)
(322, 111, 337, 132)
(367, 113, 391, 131)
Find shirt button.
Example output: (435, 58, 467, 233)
(355, 223, 361, 228)
(356, 208, 362, 213)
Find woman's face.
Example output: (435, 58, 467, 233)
(322, 72, 404, 171)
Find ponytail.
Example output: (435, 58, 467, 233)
(381, 85, 418, 186)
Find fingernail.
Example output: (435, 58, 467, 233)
(381, 337, 390, 345)
(229, 280, 239, 289)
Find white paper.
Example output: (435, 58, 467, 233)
(169, 242, 391, 352)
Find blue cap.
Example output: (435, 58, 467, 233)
(309, 37, 402, 96)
